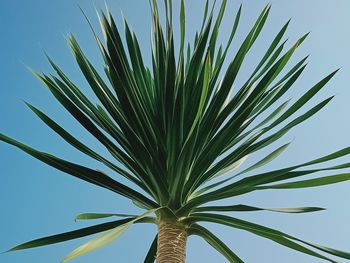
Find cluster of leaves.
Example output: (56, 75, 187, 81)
(2, 0, 350, 262)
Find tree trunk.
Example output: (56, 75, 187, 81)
(156, 221, 187, 263)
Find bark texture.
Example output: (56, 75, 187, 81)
(156, 222, 187, 263)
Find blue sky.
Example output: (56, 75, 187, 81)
(1, 0, 350, 262)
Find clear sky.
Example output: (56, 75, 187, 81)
(1, 0, 350, 262)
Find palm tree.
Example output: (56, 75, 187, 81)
(2, 0, 350, 262)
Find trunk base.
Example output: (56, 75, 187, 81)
(156, 222, 187, 263)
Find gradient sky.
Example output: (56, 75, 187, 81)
(1, 0, 350, 262)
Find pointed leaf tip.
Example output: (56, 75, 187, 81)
(61, 224, 130, 262)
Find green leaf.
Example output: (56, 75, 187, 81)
(144, 236, 157, 263)
(25, 102, 146, 192)
(212, 155, 248, 179)
(270, 69, 339, 128)
(62, 210, 158, 262)
(8, 218, 135, 251)
(75, 213, 137, 221)
(192, 143, 289, 198)
(251, 19, 291, 78)
(257, 173, 350, 190)
(32, 70, 151, 186)
(185, 54, 212, 141)
(189, 96, 335, 204)
(238, 143, 290, 175)
(187, 213, 348, 262)
(239, 146, 350, 188)
(180, 0, 185, 51)
(193, 205, 325, 214)
(61, 223, 130, 262)
(208, 0, 227, 59)
(0, 133, 158, 209)
(189, 224, 244, 263)
(185, 32, 307, 198)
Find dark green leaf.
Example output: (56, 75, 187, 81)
(187, 213, 348, 262)
(144, 236, 157, 263)
(0, 133, 157, 209)
(189, 224, 244, 263)
(258, 173, 350, 190)
(75, 213, 137, 221)
(193, 205, 325, 214)
(8, 218, 135, 251)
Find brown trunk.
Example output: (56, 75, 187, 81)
(156, 221, 187, 263)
